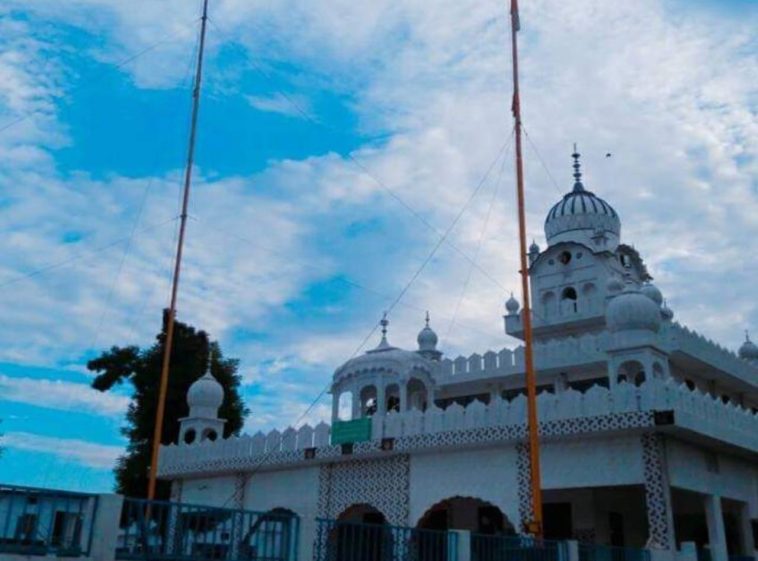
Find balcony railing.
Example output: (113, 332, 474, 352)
(0, 484, 98, 557)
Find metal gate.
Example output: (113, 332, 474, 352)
(313, 518, 457, 561)
(470, 534, 568, 561)
(116, 498, 299, 561)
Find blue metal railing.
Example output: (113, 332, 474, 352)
(0, 484, 98, 557)
(117, 497, 299, 561)
(314, 518, 458, 561)
(578, 542, 651, 561)
(471, 534, 569, 561)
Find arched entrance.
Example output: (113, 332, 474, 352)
(329, 504, 389, 561)
(418, 497, 515, 561)
(417, 497, 515, 535)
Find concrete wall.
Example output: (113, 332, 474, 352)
(667, 438, 758, 515)
(542, 435, 645, 489)
(409, 446, 521, 528)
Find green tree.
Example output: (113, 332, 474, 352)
(89, 311, 248, 499)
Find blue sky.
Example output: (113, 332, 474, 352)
(0, 0, 755, 492)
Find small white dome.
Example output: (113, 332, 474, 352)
(505, 293, 520, 314)
(606, 276, 623, 294)
(606, 283, 662, 333)
(529, 241, 540, 254)
(187, 372, 224, 410)
(417, 325, 438, 351)
(661, 302, 674, 321)
(641, 282, 663, 306)
(739, 334, 758, 361)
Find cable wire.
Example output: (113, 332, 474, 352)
(0, 216, 179, 290)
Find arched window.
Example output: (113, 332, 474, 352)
(407, 378, 428, 411)
(201, 428, 218, 442)
(582, 283, 597, 312)
(360, 386, 378, 417)
(618, 360, 645, 386)
(385, 383, 400, 413)
(560, 287, 578, 314)
(183, 429, 196, 445)
(652, 362, 665, 380)
(542, 291, 556, 318)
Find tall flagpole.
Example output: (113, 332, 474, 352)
(147, 0, 210, 502)
(508, 0, 544, 537)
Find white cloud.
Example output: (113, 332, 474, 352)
(2, 431, 122, 469)
(0, 0, 755, 442)
(0, 374, 129, 416)
(246, 93, 312, 119)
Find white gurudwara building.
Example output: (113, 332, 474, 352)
(158, 151, 758, 560)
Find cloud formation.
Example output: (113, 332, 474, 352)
(0, 374, 129, 416)
(2, 432, 123, 469)
(0, 0, 755, 443)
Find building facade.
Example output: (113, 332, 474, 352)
(158, 151, 758, 560)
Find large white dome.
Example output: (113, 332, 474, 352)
(187, 372, 224, 410)
(544, 149, 620, 249)
(606, 283, 662, 333)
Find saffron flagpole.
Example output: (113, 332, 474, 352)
(507, 0, 544, 537)
(147, 0, 210, 501)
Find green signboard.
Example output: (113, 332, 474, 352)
(331, 418, 372, 445)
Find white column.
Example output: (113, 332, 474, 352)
(332, 391, 340, 422)
(352, 386, 361, 419)
(566, 540, 579, 561)
(90, 494, 124, 561)
(376, 380, 386, 416)
(679, 542, 698, 561)
(399, 380, 408, 412)
(704, 494, 728, 561)
(452, 530, 471, 561)
(738, 503, 755, 558)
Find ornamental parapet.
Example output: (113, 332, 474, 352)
(666, 322, 758, 383)
(158, 377, 758, 478)
(436, 332, 608, 383)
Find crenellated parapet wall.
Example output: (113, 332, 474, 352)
(159, 378, 758, 478)
(376, 378, 758, 451)
(436, 332, 609, 382)
(666, 322, 758, 381)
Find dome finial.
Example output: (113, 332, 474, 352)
(572, 143, 584, 192)
(417, 312, 440, 358)
(739, 329, 758, 361)
(376, 311, 391, 348)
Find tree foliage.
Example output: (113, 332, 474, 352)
(89, 311, 248, 499)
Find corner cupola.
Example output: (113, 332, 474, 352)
(544, 146, 620, 250)
(739, 331, 758, 363)
(417, 312, 442, 361)
(179, 358, 226, 445)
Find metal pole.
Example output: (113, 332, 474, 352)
(508, 0, 544, 536)
(147, 0, 210, 501)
